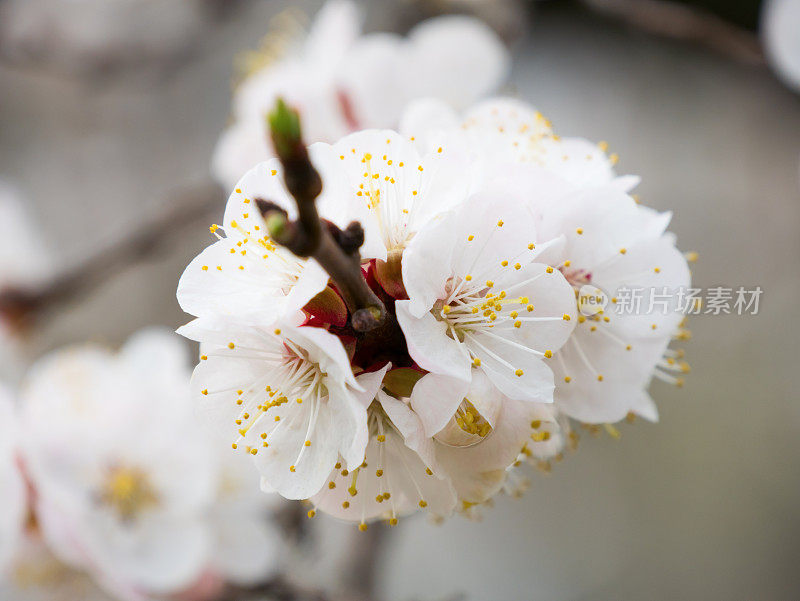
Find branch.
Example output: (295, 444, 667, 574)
(340, 524, 389, 600)
(580, 0, 764, 65)
(261, 98, 387, 332)
(0, 181, 223, 330)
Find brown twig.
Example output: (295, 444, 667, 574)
(340, 524, 389, 601)
(223, 574, 330, 601)
(580, 0, 764, 65)
(0, 181, 223, 330)
(261, 99, 387, 332)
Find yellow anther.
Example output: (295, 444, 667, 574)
(486, 280, 494, 287)
(304, 440, 311, 447)
(501, 260, 508, 267)
(201, 389, 208, 395)
(620, 248, 627, 254)
(231, 443, 238, 449)
(528, 243, 535, 250)
(597, 374, 604, 382)
(274, 328, 281, 335)
(342, 501, 350, 508)
(228, 342, 235, 349)
(544, 350, 553, 358)
(515, 369, 524, 377)
(576, 228, 583, 235)
(289, 465, 296, 472)
(377, 434, 386, 442)
(563, 314, 571, 321)
(497, 220, 504, 227)
(419, 500, 428, 508)
(376, 469, 383, 477)
(472, 358, 481, 367)
(359, 523, 368, 531)
(564, 376, 571, 383)
(546, 266, 554, 273)
(307, 509, 316, 518)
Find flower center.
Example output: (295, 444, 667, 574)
(434, 277, 534, 340)
(434, 399, 496, 447)
(99, 466, 158, 521)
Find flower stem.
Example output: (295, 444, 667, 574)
(263, 98, 387, 332)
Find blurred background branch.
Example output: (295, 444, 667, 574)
(580, 0, 764, 64)
(0, 181, 223, 331)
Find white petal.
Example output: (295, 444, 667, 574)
(310, 410, 456, 522)
(409, 373, 470, 438)
(285, 324, 360, 389)
(395, 301, 471, 382)
(399, 98, 462, 152)
(304, 0, 362, 70)
(434, 397, 539, 503)
(404, 16, 510, 110)
(466, 332, 555, 403)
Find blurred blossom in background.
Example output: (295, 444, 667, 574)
(0, 1, 798, 601)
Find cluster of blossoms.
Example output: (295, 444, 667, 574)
(1, 329, 282, 600)
(212, 0, 509, 190)
(178, 95, 692, 528)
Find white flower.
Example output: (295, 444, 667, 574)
(403, 98, 691, 424)
(179, 315, 367, 501)
(20, 329, 217, 597)
(310, 367, 560, 521)
(309, 367, 457, 527)
(400, 97, 639, 192)
(396, 188, 576, 431)
(429, 372, 560, 505)
(177, 166, 331, 327)
(191, 127, 470, 308)
(525, 187, 690, 423)
(762, 0, 800, 92)
(0, 387, 26, 575)
(212, 0, 509, 189)
(324, 129, 471, 262)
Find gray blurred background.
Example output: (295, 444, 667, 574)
(1, 1, 798, 599)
